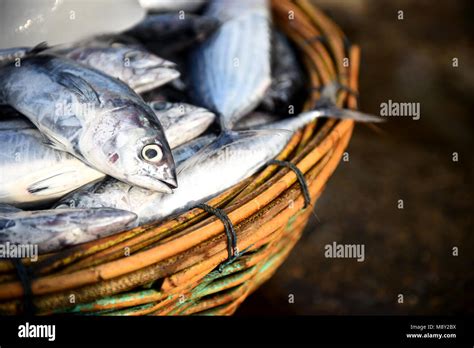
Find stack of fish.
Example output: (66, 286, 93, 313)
(0, 0, 380, 254)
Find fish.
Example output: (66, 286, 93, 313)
(0, 125, 105, 208)
(48, 44, 180, 93)
(260, 30, 305, 113)
(59, 0, 273, 223)
(0, 102, 211, 207)
(55, 86, 383, 224)
(0, 204, 137, 254)
(148, 101, 215, 148)
(124, 13, 221, 57)
(137, 0, 207, 12)
(2, 100, 213, 149)
(0, 54, 177, 193)
(55, 130, 293, 224)
(189, 0, 271, 129)
(54, 133, 218, 215)
(1, 41, 180, 93)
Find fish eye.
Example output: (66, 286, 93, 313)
(142, 144, 163, 163)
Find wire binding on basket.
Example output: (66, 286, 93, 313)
(193, 203, 247, 271)
(11, 259, 35, 315)
(268, 159, 311, 209)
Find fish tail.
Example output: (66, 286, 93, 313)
(311, 82, 384, 123)
(322, 106, 385, 123)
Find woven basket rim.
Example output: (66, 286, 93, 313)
(0, 0, 358, 315)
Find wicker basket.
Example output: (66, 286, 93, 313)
(0, 0, 358, 315)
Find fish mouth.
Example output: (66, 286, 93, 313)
(98, 209, 138, 227)
(112, 210, 139, 229)
(161, 176, 178, 190)
(143, 175, 177, 194)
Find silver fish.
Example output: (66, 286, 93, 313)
(124, 13, 220, 57)
(0, 126, 105, 208)
(0, 102, 211, 207)
(0, 54, 177, 193)
(148, 101, 215, 148)
(55, 133, 217, 215)
(0, 204, 137, 254)
(2, 102, 213, 149)
(55, 130, 292, 224)
(49, 44, 180, 93)
(190, 0, 271, 129)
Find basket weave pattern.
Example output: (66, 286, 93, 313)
(0, 0, 358, 315)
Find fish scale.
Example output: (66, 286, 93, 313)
(0, 204, 138, 254)
(190, 0, 271, 129)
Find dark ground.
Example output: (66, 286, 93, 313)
(237, 0, 473, 315)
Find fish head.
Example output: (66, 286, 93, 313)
(121, 48, 180, 93)
(149, 101, 215, 130)
(90, 104, 178, 193)
(148, 101, 216, 148)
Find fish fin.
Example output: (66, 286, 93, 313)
(28, 42, 50, 55)
(321, 106, 385, 123)
(177, 129, 291, 175)
(41, 137, 61, 150)
(27, 172, 80, 196)
(57, 72, 101, 105)
(40, 131, 66, 151)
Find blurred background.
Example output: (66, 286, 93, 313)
(238, 0, 473, 315)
